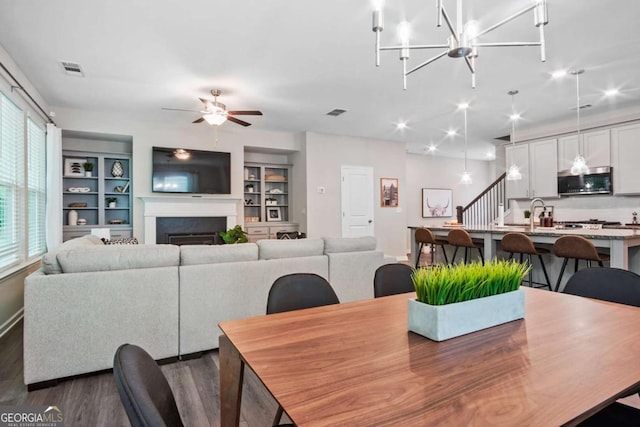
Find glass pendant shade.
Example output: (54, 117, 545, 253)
(506, 164, 522, 181)
(203, 113, 226, 126)
(461, 170, 472, 185)
(570, 69, 588, 175)
(570, 154, 588, 175)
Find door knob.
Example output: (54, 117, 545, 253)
(368, 219, 373, 223)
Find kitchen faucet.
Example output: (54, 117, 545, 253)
(529, 198, 546, 230)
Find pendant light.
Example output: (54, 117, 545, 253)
(459, 103, 472, 185)
(506, 90, 523, 181)
(570, 69, 588, 175)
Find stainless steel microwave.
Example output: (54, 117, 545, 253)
(557, 166, 612, 196)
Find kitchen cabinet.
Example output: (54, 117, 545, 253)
(557, 129, 610, 171)
(505, 138, 557, 199)
(611, 123, 640, 195)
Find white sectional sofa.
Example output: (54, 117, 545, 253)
(24, 235, 385, 387)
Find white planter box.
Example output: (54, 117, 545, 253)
(408, 289, 525, 341)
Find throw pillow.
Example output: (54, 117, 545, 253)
(102, 237, 139, 245)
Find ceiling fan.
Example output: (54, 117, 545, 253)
(162, 89, 263, 127)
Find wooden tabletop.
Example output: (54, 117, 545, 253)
(219, 288, 640, 426)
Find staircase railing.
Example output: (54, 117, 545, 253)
(456, 172, 506, 226)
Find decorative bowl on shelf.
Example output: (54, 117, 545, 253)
(109, 219, 126, 224)
(68, 202, 87, 208)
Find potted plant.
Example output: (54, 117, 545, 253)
(106, 197, 117, 208)
(219, 225, 248, 244)
(83, 162, 94, 177)
(245, 183, 254, 193)
(408, 260, 530, 341)
(523, 210, 531, 219)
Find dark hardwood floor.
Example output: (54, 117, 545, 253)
(0, 320, 288, 427)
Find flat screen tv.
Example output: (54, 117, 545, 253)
(152, 147, 231, 194)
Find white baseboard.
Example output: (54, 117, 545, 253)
(395, 255, 409, 262)
(0, 308, 23, 339)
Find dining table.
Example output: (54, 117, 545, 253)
(219, 287, 640, 426)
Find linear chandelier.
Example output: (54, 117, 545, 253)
(372, 0, 549, 89)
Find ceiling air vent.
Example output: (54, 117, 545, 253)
(326, 108, 347, 117)
(59, 61, 85, 77)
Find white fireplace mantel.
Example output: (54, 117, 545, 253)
(140, 196, 240, 244)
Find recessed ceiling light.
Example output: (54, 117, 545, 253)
(604, 89, 619, 97)
(509, 113, 521, 121)
(551, 69, 567, 79)
(446, 129, 457, 137)
(427, 144, 437, 152)
(396, 121, 408, 130)
(457, 102, 469, 110)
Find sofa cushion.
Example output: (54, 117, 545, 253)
(258, 238, 324, 260)
(180, 243, 259, 266)
(42, 235, 105, 275)
(57, 244, 180, 273)
(323, 236, 377, 254)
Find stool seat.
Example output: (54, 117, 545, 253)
(415, 228, 449, 267)
(448, 229, 483, 264)
(553, 235, 609, 292)
(500, 232, 551, 290)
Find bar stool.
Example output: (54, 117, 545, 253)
(414, 227, 449, 268)
(500, 232, 552, 290)
(448, 229, 483, 264)
(553, 235, 610, 292)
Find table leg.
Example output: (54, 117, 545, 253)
(220, 334, 244, 427)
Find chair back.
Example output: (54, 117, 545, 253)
(553, 235, 601, 261)
(448, 229, 473, 247)
(267, 273, 339, 314)
(563, 267, 640, 307)
(415, 228, 436, 245)
(113, 344, 184, 427)
(501, 232, 537, 255)
(374, 264, 414, 298)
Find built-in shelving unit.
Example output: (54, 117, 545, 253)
(62, 151, 133, 241)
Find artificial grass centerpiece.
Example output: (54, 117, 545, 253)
(412, 260, 531, 306)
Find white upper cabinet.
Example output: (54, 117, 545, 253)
(505, 139, 557, 199)
(557, 129, 610, 171)
(529, 138, 558, 198)
(611, 123, 640, 195)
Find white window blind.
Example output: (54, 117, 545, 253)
(0, 93, 25, 269)
(27, 118, 46, 257)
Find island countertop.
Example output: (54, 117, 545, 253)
(408, 225, 640, 270)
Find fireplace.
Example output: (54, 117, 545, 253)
(156, 216, 226, 244)
(141, 196, 240, 244)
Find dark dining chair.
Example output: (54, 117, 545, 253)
(113, 343, 184, 427)
(267, 273, 339, 425)
(373, 264, 414, 298)
(564, 267, 640, 426)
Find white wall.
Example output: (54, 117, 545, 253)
(53, 107, 302, 242)
(405, 154, 495, 249)
(304, 132, 408, 259)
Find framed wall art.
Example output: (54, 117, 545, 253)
(380, 178, 399, 207)
(422, 188, 453, 217)
(266, 206, 282, 222)
(64, 158, 87, 177)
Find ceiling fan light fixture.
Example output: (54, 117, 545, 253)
(173, 149, 191, 160)
(203, 113, 227, 126)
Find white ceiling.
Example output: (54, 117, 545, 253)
(0, 0, 638, 159)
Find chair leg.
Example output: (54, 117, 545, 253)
(452, 246, 459, 264)
(464, 247, 468, 264)
(538, 254, 552, 291)
(574, 258, 579, 273)
(415, 243, 424, 269)
(430, 244, 435, 265)
(519, 253, 524, 263)
(527, 254, 533, 287)
(440, 245, 449, 264)
(508, 252, 514, 260)
(272, 405, 284, 427)
(555, 258, 569, 292)
(598, 260, 604, 267)
(478, 247, 484, 265)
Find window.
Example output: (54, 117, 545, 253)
(0, 91, 47, 273)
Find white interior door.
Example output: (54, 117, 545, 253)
(341, 166, 374, 237)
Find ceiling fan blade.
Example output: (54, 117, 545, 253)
(162, 107, 202, 113)
(193, 117, 205, 124)
(227, 116, 251, 127)
(198, 98, 209, 105)
(228, 110, 263, 116)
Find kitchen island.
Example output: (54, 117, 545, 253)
(408, 225, 640, 281)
